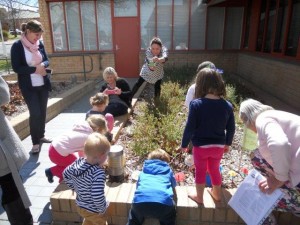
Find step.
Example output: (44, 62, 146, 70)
(11, 80, 96, 140)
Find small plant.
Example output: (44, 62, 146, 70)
(130, 81, 187, 157)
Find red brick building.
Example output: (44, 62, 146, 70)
(39, 0, 300, 111)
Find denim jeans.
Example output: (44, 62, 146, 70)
(22, 86, 49, 145)
(127, 202, 176, 225)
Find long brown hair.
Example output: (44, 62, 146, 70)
(21, 20, 44, 33)
(194, 68, 226, 99)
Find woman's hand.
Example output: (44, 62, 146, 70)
(35, 64, 46, 76)
(114, 88, 121, 95)
(258, 174, 286, 194)
(152, 56, 159, 62)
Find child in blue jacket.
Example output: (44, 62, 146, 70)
(127, 149, 177, 225)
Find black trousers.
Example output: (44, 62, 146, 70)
(22, 86, 49, 145)
(127, 202, 176, 225)
(131, 77, 162, 98)
(0, 173, 33, 225)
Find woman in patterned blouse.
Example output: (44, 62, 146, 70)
(131, 37, 168, 98)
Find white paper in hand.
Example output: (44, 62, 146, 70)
(228, 169, 284, 225)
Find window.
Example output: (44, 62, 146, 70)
(263, 0, 277, 53)
(114, 0, 137, 17)
(97, 0, 113, 50)
(285, 0, 300, 56)
(224, 7, 244, 49)
(140, 0, 155, 50)
(273, 0, 288, 53)
(207, 7, 225, 49)
(49, 2, 67, 51)
(243, 0, 252, 49)
(190, 0, 206, 49)
(173, 0, 189, 50)
(157, 0, 172, 49)
(65, 2, 82, 51)
(81, 1, 97, 51)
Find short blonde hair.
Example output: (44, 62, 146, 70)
(84, 133, 110, 157)
(103, 67, 118, 81)
(90, 93, 109, 106)
(148, 149, 170, 163)
(86, 114, 108, 134)
(239, 98, 274, 127)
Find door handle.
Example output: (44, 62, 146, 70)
(116, 44, 120, 50)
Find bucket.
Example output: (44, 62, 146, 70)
(108, 145, 124, 182)
(205, 165, 223, 187)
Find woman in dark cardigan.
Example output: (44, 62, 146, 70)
(100, 67, 132, 117)
(11, 20, 52, 153)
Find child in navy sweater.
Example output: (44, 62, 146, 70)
(181, 68, 235, 204)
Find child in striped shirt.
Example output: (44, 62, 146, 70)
(63, 133, 110, 225)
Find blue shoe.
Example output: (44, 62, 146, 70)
(45, 168, 54, 183)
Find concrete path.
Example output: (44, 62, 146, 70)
(0, 78, 137, 225)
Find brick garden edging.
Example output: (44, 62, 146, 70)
(11, 80, 96, 140)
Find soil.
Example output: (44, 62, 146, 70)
(115, 84, 253, 188)
(3, 81, 77, 120)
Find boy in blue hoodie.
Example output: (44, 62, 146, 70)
(127, 149, 177, 225)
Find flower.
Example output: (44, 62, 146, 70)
(175, 172, 185, 182)
(228, 170, 237, 177)
(241, 167, 249, 175)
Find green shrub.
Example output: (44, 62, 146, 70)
(130, 81, 187, 157)
(225, 84, 238, 109)
(164, 65, 197, 87)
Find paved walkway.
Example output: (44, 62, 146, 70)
(0, 78, 137, 225)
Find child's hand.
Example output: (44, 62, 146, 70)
(176, 147, 188, 153)
(224, 145, 230, 153)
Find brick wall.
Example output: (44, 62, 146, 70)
(236, 53, 300, 112)
(139, 52, 238, 74)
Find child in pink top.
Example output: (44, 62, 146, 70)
(45, 114, 108, 183)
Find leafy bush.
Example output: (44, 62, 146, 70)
(164, 65, 197, 87)
(131, 81, 186, 157)
(130, 66, 256, 157)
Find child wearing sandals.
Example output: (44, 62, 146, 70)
(45, 114, 108, 183)
(180, 68, 235, 204)
(86, 93, 114, 141)
(63, 132, 110, 225)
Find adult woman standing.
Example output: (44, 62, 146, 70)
(131, 37, 168, 98)
(100, 67, 132, 117)
(0, 76, 33, 225)
(11, 20, 52, 153)
(239, 99, 300, 224)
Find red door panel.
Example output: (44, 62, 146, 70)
(114, 17, 140, 78)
